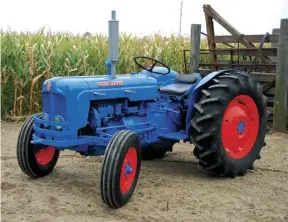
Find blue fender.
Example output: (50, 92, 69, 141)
(185, 69, 234, 135)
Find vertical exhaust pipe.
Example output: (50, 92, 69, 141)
(108, 10, 119, 79)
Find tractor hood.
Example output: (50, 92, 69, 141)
(42, 73, 159, 101)
(42, 76, 91, 95)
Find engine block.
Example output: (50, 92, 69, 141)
(86, 96, 184, 148)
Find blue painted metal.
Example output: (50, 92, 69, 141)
(30, 10, 237, 157)
(105, 60, 112, 77)
(31, 68, 237, 156)
(140, 67, 178, 86)
(237, 120, 246, 134)
(124, 163, 133, 177)
(158, 131, 188, 141)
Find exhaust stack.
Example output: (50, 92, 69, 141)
(108, 10, 119, 78)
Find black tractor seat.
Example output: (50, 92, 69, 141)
(159, 73, 198, 95)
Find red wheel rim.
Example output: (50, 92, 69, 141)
(35, 146, 56, 165)
(221, 95, 259, 159)
(120, 147, 137, 194)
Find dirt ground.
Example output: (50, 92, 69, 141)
(1, 122, 288, 222)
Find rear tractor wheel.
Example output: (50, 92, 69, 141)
(17, 115, 60, 178)
(190, 71, 268, 177)
(100, 130, 142, 208)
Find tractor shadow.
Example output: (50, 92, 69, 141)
(19, 152, 231, 210)
(16, 154, 237, 214)
(140, 154, 226, 181)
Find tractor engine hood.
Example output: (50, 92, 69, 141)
(42, 74, 158, 101)
(42, 76, 90, 95)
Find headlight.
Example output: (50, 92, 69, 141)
(54, 115, 64, 131)
(43, 113, 49, 128)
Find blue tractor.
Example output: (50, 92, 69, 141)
(17, 11, 267, 208)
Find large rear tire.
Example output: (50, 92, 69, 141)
(17, 115, 60, 178)
(100, 130, 141, 208)
(189, 71, 268, 177)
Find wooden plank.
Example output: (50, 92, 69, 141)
(273, 19, 288, 132)
(264, 87, 275, 96)
(203, 5, 272, 65)
(199, 65, 276, 73)
(245, 72, 276, 82)
(213, 60, 275, 66)
(263, 79, 276, 93)
(204, 12, 217, 71)
(214, 35, 279, 44)
(270, 28, 280, 62)
(200, 60, 276, 71)
(190, 24, 201, 73)
(267, 97, 275, 106)
(200, 48, 277, 56)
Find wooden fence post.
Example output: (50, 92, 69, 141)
(271, 28, 280, 63)
(190, 24, 201, 73)
(273, 19, 288, 132)
(204, 13, 217, 71)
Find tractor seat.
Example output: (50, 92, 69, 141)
(175, 73, 197, 83)
(159, 74, 197, 95)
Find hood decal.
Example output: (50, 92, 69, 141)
(97, 81, 124, 86)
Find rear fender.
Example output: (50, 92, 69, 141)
(185, 69, 235, 135)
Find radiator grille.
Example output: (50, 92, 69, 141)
(42, 93, 66, 118)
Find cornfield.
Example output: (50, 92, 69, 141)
(1, 29, 211, 120)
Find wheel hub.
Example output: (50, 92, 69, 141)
(34, 145, 56, 166)
(237, 120, 246, 135)
(120, 147, 137, 194)
(124, 162, 133, 177)
(221, 95, 259, 159)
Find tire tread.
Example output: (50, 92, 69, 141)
(189, 72, 267, 177)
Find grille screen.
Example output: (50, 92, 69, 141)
(42, 93, 66, 117)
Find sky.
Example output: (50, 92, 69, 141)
(1, 0, 288, 37)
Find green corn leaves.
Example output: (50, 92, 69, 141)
(1, 30, 212, 118)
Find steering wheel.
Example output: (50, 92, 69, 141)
(133, 56, 171, 74)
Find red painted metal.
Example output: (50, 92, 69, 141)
(46, 81, 51, 91)
(221, 95, 259, 159)
(120, 147, 137, 194)
(35, 146, 56, 165)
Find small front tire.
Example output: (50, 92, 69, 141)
(17, 115, 60, 178)
(100, 130, 142, 208)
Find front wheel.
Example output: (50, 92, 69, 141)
(100, 130, 141, 208)
(189, 71, 268, 177)
(17, 115, 60, 178)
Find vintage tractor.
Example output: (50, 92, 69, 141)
(16, 11, 267, 208)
